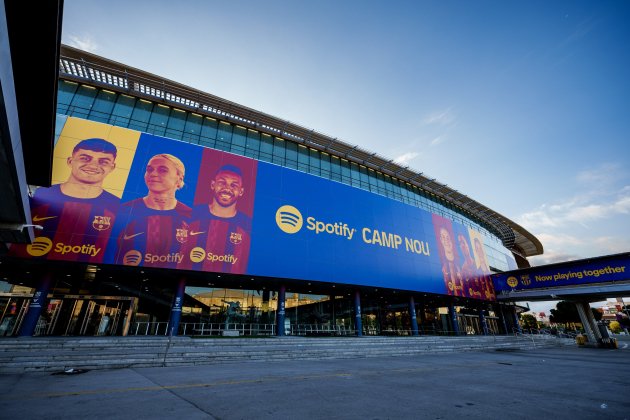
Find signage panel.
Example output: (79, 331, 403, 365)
(11, 117, 508, 299)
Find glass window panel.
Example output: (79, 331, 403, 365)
(230, 126, 247, 155)
(57, 81, 78, 114)
(200, 117, 218, 148)
(68, 85, 98, 119)
(110, 94, 136, 127)
(183, 113, 203, 144)
(129, 99, 153, 132)
(330, 156, 342, 182)
(285, 141, 298, 170)
(320, 153, 331, 179)
(308, 148, 320, 176)
(216, 122, 233, 151)
(297, 145, 309, 172)
(359, 166, 370, 190)
(340, 159, 351, 185)
(350, 162, 361, 187)
(165, 109, 187, 140)
(88, 90, 117, 123)
(259, 134, 273, 163)
(147, 104, 170, 136)
(273, 138, 286, 165)
(245, 130, 261, 159)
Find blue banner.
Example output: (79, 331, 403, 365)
(492, 255, 630, 293)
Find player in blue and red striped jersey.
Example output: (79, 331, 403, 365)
(10, 138, 120, 263)
(180, 164, 252, 274)
(113, 154, 192, 268)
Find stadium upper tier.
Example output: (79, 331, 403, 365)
(57, 45, 542, 259)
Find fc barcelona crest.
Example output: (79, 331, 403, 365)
(176, 228, 189, 244)
(229, 232, 242, 245)
(92, 215, 112, 231)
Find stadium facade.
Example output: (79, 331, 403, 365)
(0, 42, 543, 338)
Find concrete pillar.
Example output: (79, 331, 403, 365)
(448, 303, 460, 336)
(583, 302, 602, 340)
(575, 302, 598, 343)
(409, 296, 419, 336)
(354, 290, 362, 337)
(276, 286, 286, 336)
(168, 277, 186, 336)
(18, 272, 52, 336)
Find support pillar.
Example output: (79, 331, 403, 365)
(354, 290, 362, 337)
(168, 277, 186, 336)
(19, 272, 52, 337)
(479, 309, 489, 336)
(409, 296, 419, 336)
(330, 294, 336, 330)
(575, 301, 598, 343)
(448, 303, 460, 336)
(276, 285, 286, 336)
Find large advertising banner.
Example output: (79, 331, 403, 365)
(12, 117, 502, 300)
(493, 255, 630, 294)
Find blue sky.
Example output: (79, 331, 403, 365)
(61, 1, 630, 313)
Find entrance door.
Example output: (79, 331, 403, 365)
(0, 294, 30, 336)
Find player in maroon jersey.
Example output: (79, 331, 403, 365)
(114, 154, 192, 268)
(182, 164, 252, 274)
(12, 138, 120, 263)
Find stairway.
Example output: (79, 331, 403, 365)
(0, 334, 574, 373)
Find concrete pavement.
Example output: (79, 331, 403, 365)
(1, 343, 629, 419)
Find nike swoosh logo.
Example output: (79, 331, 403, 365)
(190, 231, 206, 236)
(32, 215, 57, 222)
(123, 232, 145, 240)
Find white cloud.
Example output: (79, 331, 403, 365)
(65, 35, 99, 53)
(421, 108, 455, 126)
(430, 136, 444, 146)
(393, 152, 419, 165)
(576, 163, 624, 186)
(517, 187, 630, 230)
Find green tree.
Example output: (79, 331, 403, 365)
(549, 301, 602, 324)
(520, 313, 538, 329)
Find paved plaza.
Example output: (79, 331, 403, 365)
(1, 342, 629, 419)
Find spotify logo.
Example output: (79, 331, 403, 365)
(275, 205, 303, 234)
(506, 276, 519, 288)
(123, 250, 142, 266)
(26, 237, 53, 257)
(190, 247, 206, 263)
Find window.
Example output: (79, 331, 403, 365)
(259, 134, 273, 163)
(68, 85, 98, 119)
(147, 104, 170, 136)
(110, 95, 136, 127)
(245, 129, 261, 159)
(57, 81, 78, 114)
(88, 90, 117, 123)
(200, 117, 218, 148)
(273, 138, 286, 166)
(129, 99, 153, 132)
(231, 126, 247, 155)
(165, 109, 187, 140)
(285, 141, 298, 170)
(216, 122, 233, 151)
(183, 113, 203, 144)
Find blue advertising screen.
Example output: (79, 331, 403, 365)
(13, 117, 505, 300)
(493, 255, 630, 293)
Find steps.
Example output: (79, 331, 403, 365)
(0, 335, 574, 373)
